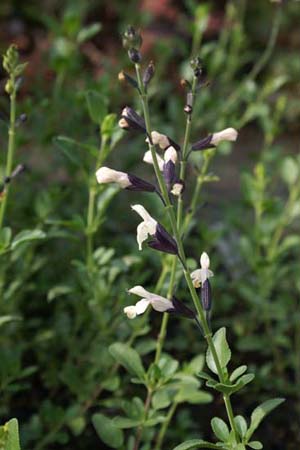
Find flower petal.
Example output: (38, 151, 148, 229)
(124, 305, 137, 319)
(131, 204, 155, 223)
(151, 296, 174, 312)
(200, 252, 210, 270)
(128, 285, 152, 299)
(135, 299, 150, 314)
(143, 150, 164, 171)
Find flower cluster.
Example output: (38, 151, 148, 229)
(95, 30, 239, 324)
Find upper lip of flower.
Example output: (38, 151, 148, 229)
(190, 252, 214, 286)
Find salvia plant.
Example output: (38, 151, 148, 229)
(91, 27, 285, 450)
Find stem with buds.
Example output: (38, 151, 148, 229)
(134, 63, 239, 444)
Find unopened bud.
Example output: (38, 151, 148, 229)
(118, 71, 126, 82)
(143, 61, 155, 87)
(122, 26, 142, 50)
(128, 48, 141, 63)
(5, 80, 13, 94)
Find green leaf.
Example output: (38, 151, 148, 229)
(206, 328, 231, 375)
(234, 415, 248, 439)
(248, 442, 263, 449)
(175, 386, 212, 405)
(109, 343, 145, 380)
(173, 439, 224, 450)
(209, 374, 254, 396)
(0, 227, 12, 250)
(187, 355, 205, 374)
(281, 157, 299, 185)
(0, 315, 22, 328)
(247, 441, 263, 450)
(85, 90, 108, 124)
(77, 23, 101, 43)
(47, 285, 73, 302)
(152, 389, 172, 410)
(92, 413, 123, 448)
(11, 230, 46, 250)
(211, 417, 230, 442)
(113, 416, 141, 429)
(230, 365, 247, 382)
(6, 418, 21, 450)
(246, 398, 285, 440)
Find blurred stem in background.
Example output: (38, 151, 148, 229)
(0, 46, 27, 229)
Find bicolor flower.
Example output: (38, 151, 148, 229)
(191, 128, 238, 151)
(124, 285, 174, 318)
(124, 286, 196, 319)
(131, 204, 178, 254)
(147, 130, 180, 151)
(96, 167, 156, 193)
(190, 252, 214, 288)
(119, 106, 146, 132)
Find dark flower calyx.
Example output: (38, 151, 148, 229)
(128, 48, 141, 64)
(167, 296, 196, 319)
(120, 106, 146, 132)
(148, 223, 178, 255)
(201, 279, 212, 311)
(191, 135, 214, 151)
(143, 61, 155, 87)
(126, 174, 156, 192)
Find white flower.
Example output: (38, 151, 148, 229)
(211, 128, 238, 146)
(164, 146, 177, 164)
(150, 131, 170, 149)
(171, 182, 183, 196)
(96, 167, 130, 188)
(131, 204, 157, 250)
(143, 150, 164, 170)
(143, 146, 177, 171)
(124, 285, 174, 319)
(191, 252, 214, 288)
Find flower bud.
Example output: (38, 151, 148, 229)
(143, 61, 155, 88)
(191, 128, 238, 151)
(128, 48, 141, 63)
(96, 167, 156, 193)
(210, 128, 238, 145)
(171, 181, 184, 196)
(119, 106, 146, 132)
(122, 26, 142, 51)
(5, 80, 13, 95)
(150, 131, 180, 152)
(118, 71, 138, 89)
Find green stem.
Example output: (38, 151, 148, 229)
(133, 388, 152, 450)
(86, 142, 106, 271)
(0, 83, 16, 229)
(154, 401, 178, 450)
(135, 63, 239, 443)
(86, 186, 96, 270)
